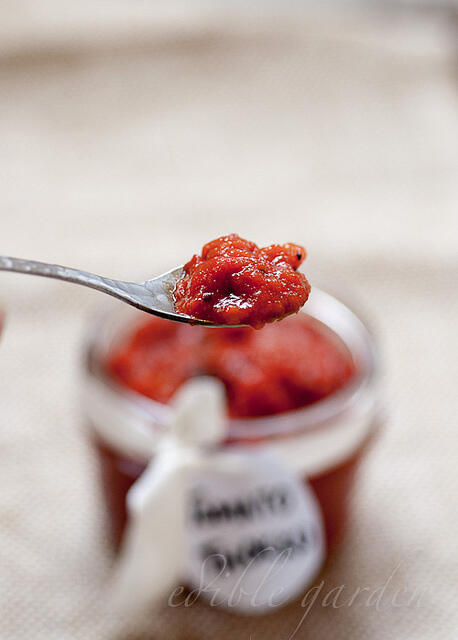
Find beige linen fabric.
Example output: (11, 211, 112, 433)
(0, 3, 457, 638)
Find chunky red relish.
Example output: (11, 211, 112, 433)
(107, 314, 355, 418)
(173, 234, 311, 329)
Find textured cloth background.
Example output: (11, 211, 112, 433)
(0, 2, 457, 638)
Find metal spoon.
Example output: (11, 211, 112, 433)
(0, 255, 226, 327)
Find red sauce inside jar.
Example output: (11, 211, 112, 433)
(107, 314, 354, 418)
(174, 234, 311, 328)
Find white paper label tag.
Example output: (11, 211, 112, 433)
(185, 449, 325, 614)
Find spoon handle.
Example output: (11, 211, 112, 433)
(0, 255, 123, 297)
(0, 256, 235, 325)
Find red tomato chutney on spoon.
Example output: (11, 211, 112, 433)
(173, 234, 311, 328)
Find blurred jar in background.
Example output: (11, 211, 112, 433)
(82, 288, 379, 571)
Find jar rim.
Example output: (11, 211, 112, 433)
(84, 287, 377, 441)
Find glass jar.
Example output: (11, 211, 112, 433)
(82, 288, 379, 558)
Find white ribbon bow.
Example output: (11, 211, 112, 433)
(111, 377, 242, 612)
